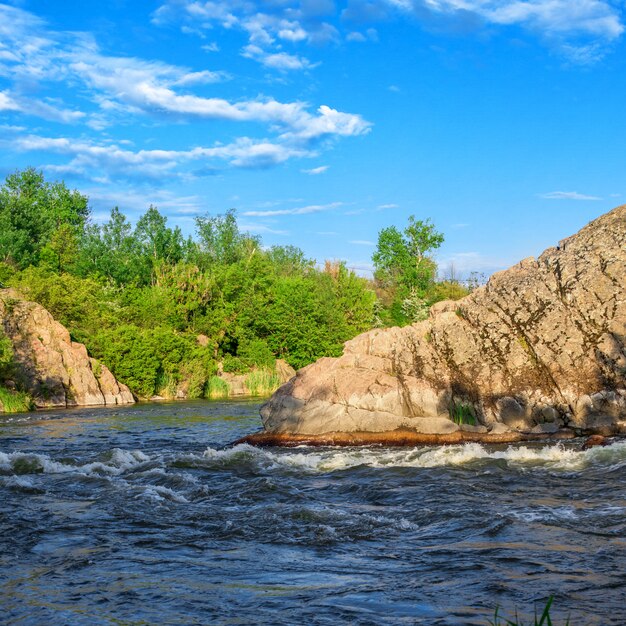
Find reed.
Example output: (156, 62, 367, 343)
(489, 596, 570, 626)
(244, 368, 281, 397)
(206, 375, 230, 399)
(0, 386, 34, 413)
(450, 402, 476, 426)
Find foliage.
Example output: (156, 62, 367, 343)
(0, 168, 470, 399)
(0, 168, 88, 269)
(489, 596, 570, 626)
(0, 328, 14, 380)
(372, 216, 461, 326)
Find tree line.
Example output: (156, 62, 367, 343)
(0, 168, 470, 400)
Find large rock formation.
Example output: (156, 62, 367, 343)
(0, 289, 134, 409)
(259, 205, 626, 441)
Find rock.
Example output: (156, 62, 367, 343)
(0, 289, 134, 409)
(261, 205, 626, 438)
(196, 334, 210, 347)
(581, 435, 609, 450)
(530, 423, 560, 435)
(275, 359, 296, 384)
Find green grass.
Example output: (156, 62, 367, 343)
(450, 402, 476, 426)
(489, 596, 570, 626)
(244, 368, 281, 397)
(205, 375, 231, 399)
(0, 386, 34, 413)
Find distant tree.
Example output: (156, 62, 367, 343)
(0, 168, 89, 268)
(135, 205, 184, 284)
(373, 216, 443, 293)
(195, 208, 260, 266)
(372, 216, 444, 325)
(77, 207, 141, 285)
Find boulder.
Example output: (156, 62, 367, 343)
(0, 289, 135, 409)
(261, 205, 626, 439)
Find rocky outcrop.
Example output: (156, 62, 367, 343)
(0, 289, 135, 409)
(260, 205, 626, 440)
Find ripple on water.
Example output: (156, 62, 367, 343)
(1, 403, 626, 625)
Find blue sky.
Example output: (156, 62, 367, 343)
(1, 1, 625, 277)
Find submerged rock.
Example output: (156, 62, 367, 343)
(580, 435, 610, 451)
(0, 289, 134, 409)
(261, 205, 626, 439)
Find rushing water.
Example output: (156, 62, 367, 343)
(1, 401, 626, 625)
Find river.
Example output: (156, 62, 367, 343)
(1, 400, 625, 625)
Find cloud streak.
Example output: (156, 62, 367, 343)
(242, 202, 344, 217)
(539, 190, 601, 200)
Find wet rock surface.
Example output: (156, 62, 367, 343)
(262, 205, 626, 438)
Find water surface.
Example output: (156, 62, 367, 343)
(1, 400, 625, 624)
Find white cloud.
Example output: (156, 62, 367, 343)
(539, 190, 601, 200)
(0, 90, 84, 122)
(4, 132, 314, 181)
(242, 202, 344, 217)
(238, 222, 289, 235)
(302, 165, 329, 175)
(154, 0, 339, 70)
(0, 4, 369, 148)
(155, 0, 625, 66)
(377, 203, 398, 209)
(347, 31, 367, 42)
(172, 69, 229, 85)
(0, 90, 20, 112)
(85, 188, 205, 215)
(349, 240, 376, 245)
(385, 0, 623, 59)
(241, 45, 317, 71)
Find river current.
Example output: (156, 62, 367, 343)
(1, 400, 625, 625)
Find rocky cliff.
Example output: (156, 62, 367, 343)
(259, 205, 626, 441)
(0, 289, 134, 410)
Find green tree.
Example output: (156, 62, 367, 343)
(0, 168, 89, 268)
(135, 205, 184, 284)
(195, 208, 259, 267)
(372, 217, 444, 325)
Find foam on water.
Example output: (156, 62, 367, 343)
(0, 447, 151, 476)
(200, 440, 626, 473)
